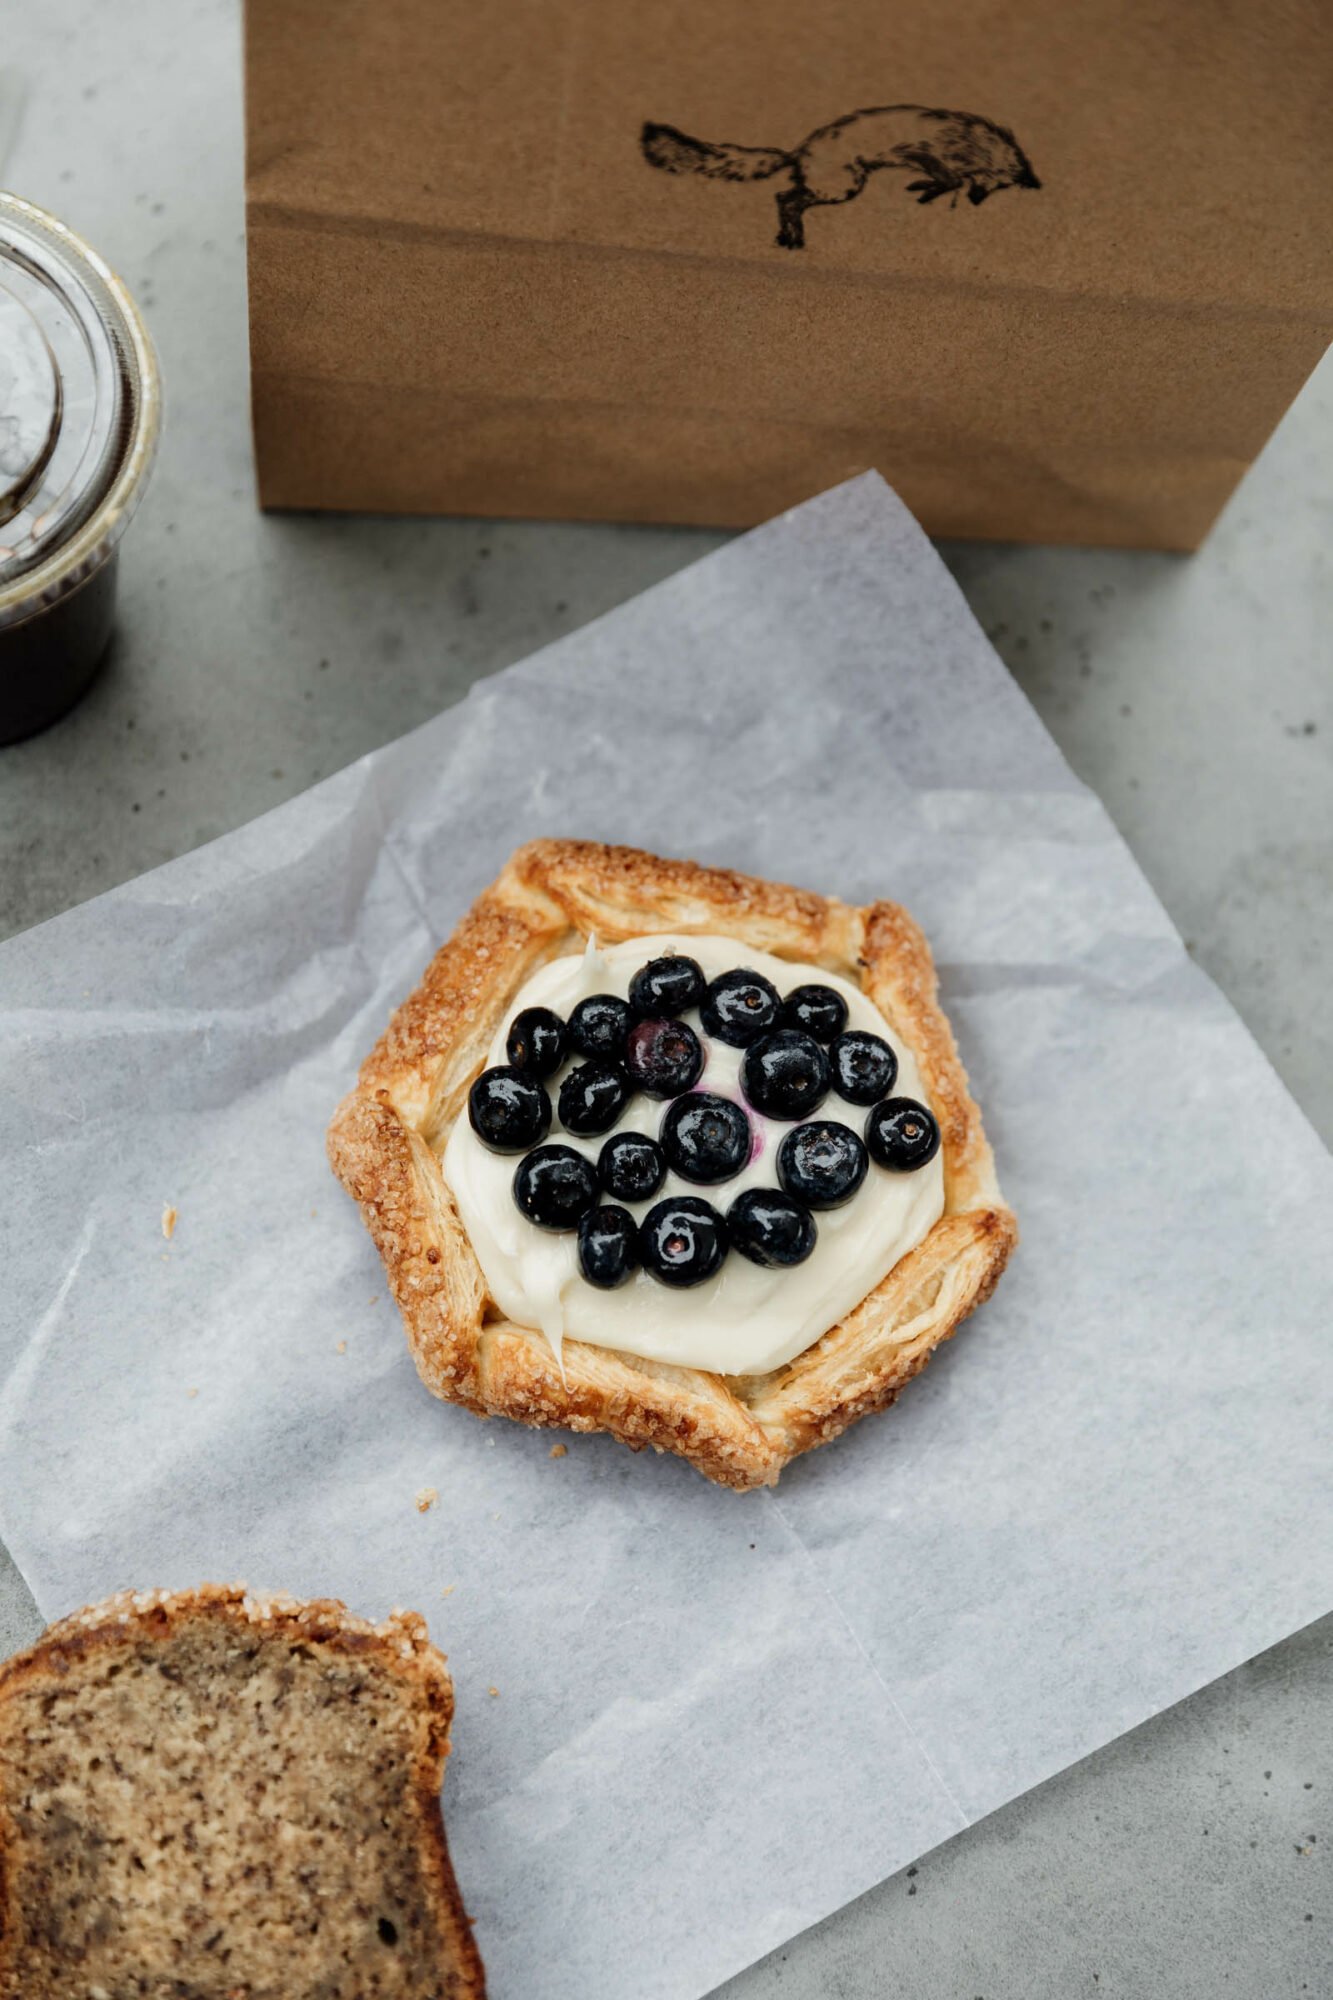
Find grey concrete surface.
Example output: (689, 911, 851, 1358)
(2, 3, 1331, 1993)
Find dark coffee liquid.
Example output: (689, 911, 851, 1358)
(0, 554, 118, 746)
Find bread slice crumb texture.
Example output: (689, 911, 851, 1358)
(0, 1585, 484, 1998)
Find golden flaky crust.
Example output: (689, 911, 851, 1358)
(0, 1584, 485, 1998)
(329, 841, 1017, 1489)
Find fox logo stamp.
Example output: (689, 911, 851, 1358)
(641, 104, 1040, 249)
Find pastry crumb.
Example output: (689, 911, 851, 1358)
(161, 1203, 178, 1240)
(186, 1387, 198, 1400)
(415, 1486, 438, 1514)
(440, 1585, 455, 1598)
(549, 1443, 567, 1459)
(488, 1686, 499, 1698)
(335, 1339, 347, 1354)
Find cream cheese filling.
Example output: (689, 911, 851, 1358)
(442, 935, 944, 1377)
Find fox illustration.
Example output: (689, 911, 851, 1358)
(641, 104, 1040, 249)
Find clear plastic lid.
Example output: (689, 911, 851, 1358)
(0, 193, 160, 628)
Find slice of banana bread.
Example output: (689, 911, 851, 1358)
(0, 1583, 485, 1999)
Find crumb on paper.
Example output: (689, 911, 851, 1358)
(161, 1204, 178, 1240)
(186, 1387, 198, 1400)
(549, 1443, 567, 1459)
(335, 1340, 347, 1354)
(488, 1686, 500, 1698)
(440, 1585, 455, 1599)
(310, 1207, 317, 1219)
(415, 1486, 438, 1514)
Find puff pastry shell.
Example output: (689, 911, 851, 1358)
(328, 841, 1016, 1490)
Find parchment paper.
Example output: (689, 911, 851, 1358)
(1, 475, 1330, 2000)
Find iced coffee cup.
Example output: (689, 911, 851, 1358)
(0, 194, 160, 744)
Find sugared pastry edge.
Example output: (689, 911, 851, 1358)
(327, 839, 1016, 1491)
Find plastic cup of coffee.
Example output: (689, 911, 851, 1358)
(0, 193, 160, 745)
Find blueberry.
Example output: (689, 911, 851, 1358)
(700, 968, 781, 1047)
(660, 1092, 751, 1184)
(598, 1130, 667, 1204)
(625, 1016, 704, 1098)
(777, 1121, 869, 1208)
(865, 1096, 941, 1172)
(567, 993, 633, 1061)
(558, 1060, 632, 1136)
(740, 1029, 830, 1120)
(639, 1196, 727, 1287)
(830, 1030, 899, 1106)
(629, 953, 706, 1018)
(505, 1006, 566, 1078)
(467, 1065, 552, 1153)
(577, 1205, 639, 1288)
(512, 1145, 599, 1230)
(781, 983, 849, 1044)
(726, 1187, 817, 1268)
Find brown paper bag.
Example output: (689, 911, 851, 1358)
(244, 0, 1332, 548)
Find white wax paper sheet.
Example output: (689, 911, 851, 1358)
(1, 475, 1330, 1999)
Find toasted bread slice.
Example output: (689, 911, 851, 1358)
(0, 1584, 484, 1998)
